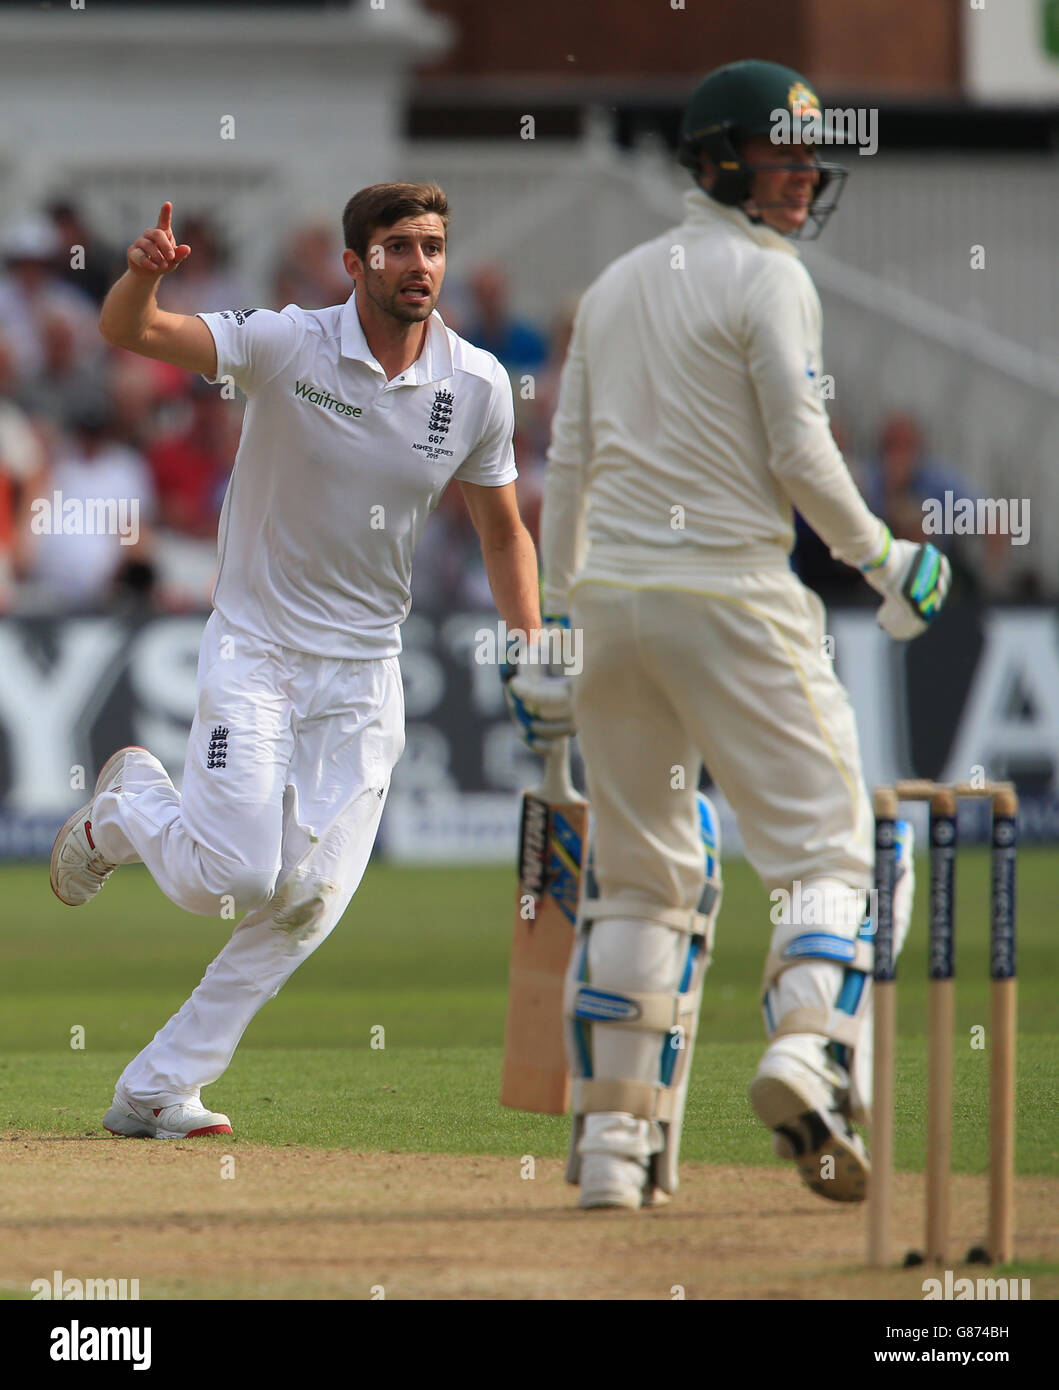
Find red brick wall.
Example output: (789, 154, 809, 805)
(418, 0, 807, 81)
(417, 0, 961, 95)
(807, 0, 961, 94)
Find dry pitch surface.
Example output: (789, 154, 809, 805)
(1, 1139, 1055, 1300)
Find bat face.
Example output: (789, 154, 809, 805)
(501, 782, 588, 1114)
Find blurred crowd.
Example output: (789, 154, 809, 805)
(0, 200, 1045, 620)
(0, 203, 244, 616)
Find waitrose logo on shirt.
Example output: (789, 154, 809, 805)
(293, 381, 362, 417)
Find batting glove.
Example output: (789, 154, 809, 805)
(501, 615, 577, 752)
(862, 530, 951, 640)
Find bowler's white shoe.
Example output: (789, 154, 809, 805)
(50, 805, 117, 906)
(49, 746, 144, 907)
(103, 1083, 232, 1140)
(750, 1047, 869, 1203)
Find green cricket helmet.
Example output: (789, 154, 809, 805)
(679, 58, 849, 239)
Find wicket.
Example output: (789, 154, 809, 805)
(868, 780, 1017, 1269)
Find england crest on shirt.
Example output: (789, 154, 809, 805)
(413, 389, 456, 460)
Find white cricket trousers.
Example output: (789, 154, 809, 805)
(91, 613, 405, 1106)
(569, 570, 874, 906)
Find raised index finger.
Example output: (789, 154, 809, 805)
(157, 202, 173, 233)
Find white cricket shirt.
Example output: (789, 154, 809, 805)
(541, 189, 886, 613)
(199, 296, 516, 658)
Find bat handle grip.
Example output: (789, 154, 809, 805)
(539, 736, 582, 803)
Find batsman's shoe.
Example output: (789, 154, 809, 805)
(103, 1084, 232, 1140)
(578, 1153, 651, 1210)
(49, 746, 144, 907)
(749, 1055, 869, 1203)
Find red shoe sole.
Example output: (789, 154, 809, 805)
(104, 1122, 232, 1138)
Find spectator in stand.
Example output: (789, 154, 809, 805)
(148, 376, 236, 539)
(22, 393, 157, 613)
(0, 215, 99, 384)
(155, 213, 251, 316)
(525, 295, 580, 457)
(17, 307, 108, 448)
(46, 198, 121, 306)
(107, 350, 188, 453)
(462, 263, 548, 375)
(861, 415, 963, 543)
(271, 220, 349, 311)
(861, 412, 988, 597)
(0, 332, 49, 612)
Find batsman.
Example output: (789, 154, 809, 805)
(508, 60, 951, 1209)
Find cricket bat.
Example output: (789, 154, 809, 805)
(500, 737, 588, 1114)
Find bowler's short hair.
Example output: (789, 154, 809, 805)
(342, 183, 449, 262)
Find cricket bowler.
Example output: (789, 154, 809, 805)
(516, 61, 950, 1208)
(49, 183, 542, 1139)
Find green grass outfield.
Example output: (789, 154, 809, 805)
(0, 851, 1055, 1174)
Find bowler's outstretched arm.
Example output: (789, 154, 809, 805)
(99, 200, 217, 376)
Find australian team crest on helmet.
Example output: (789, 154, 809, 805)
(787, 81, 821, 118)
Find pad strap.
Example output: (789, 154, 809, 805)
(580, 897, 708, 936)
(572, 1078, 676, 1123)
(569, 984, 698, 1033)
(762, 932, 873, 994)
(770, 1006, 863, 1049)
